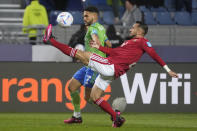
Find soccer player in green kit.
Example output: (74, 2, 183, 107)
(63, 6, 111, 123)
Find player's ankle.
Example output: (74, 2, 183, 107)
(73, 112, 81, 118)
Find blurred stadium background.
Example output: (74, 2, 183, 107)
(0, 0, 197, 130)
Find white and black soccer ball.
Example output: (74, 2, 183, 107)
(112, 97, 127, 113)
(56, 12, 73, 27)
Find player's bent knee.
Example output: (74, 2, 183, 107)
(75, 51, 91, 65)
(68, 78, 82, 93)
(83, 59, 89, 66)
(68, 85, 74, 92)
(68, 83, 78, 93)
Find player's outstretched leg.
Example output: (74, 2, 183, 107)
(43, 24, 78, 57)
(43, 24, 91, 66)
(43, 24, 53, 43)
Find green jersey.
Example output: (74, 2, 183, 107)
(85, 22, 108, 57)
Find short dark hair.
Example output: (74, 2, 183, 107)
(84, 6, 99, 15)
(126, 0, 136, 5)
(136, 21, 148, 35)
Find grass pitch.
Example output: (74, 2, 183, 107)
(0, 113, 197, 131)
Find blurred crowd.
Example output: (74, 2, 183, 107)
(22, 0, 194, 45)
(22, 0, 193, 17)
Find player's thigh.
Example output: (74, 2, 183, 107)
(90, 84, 104, 101)
(69, 67, 87, 92)
(90, 75, 113, 101)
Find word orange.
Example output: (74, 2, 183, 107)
(2, 78, 111, 110)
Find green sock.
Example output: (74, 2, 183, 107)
(71, 91, 80, 112)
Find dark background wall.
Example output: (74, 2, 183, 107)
(0, 62, 196, 112)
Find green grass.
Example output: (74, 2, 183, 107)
(0, 113, 197, 131)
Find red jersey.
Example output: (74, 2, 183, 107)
(98, 37, 166, 78)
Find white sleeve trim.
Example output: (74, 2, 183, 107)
(163, 65, 171, 72)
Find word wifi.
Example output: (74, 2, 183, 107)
(120, 73, 191, 104)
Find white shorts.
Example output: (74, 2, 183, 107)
(94, 74, 113, 91)
(88, 54, 115, 90)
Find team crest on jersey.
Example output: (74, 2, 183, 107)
(146, 42, 152, 47)
(92, 29, 98, 34)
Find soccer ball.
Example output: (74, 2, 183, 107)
(112, 97, 127, 113)
(56, 12, 73, 27)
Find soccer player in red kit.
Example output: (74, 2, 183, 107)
(43, 21, 178, 128)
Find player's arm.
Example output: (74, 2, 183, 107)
(91, 27, 112, 47)
(91, 33, 112, 48)
(141, 42, 178, 78)
(91, 33, 101, 46)
(105, 39, 112, 48)
(91, 41, 112, 55)
(90, 28, 112, 54)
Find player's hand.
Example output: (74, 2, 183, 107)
(90, 40, 99, 49)
(168, 71, 178, 78)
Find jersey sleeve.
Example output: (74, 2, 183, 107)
(141, 41, 166, 66)
(98, 46, 112, 55)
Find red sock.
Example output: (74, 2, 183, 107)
(50, 38, 77, 57)
(94, 98, 116, 120)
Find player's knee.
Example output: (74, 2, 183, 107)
(85, 59, 89, 65)
(68, 85, 75, 93)
(82, 60, 89, 66)
(76, 51, 90, 65)
(82, 56, 90, 65)
(68, 86, 72, 92)
(82, 52, 91, 65)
